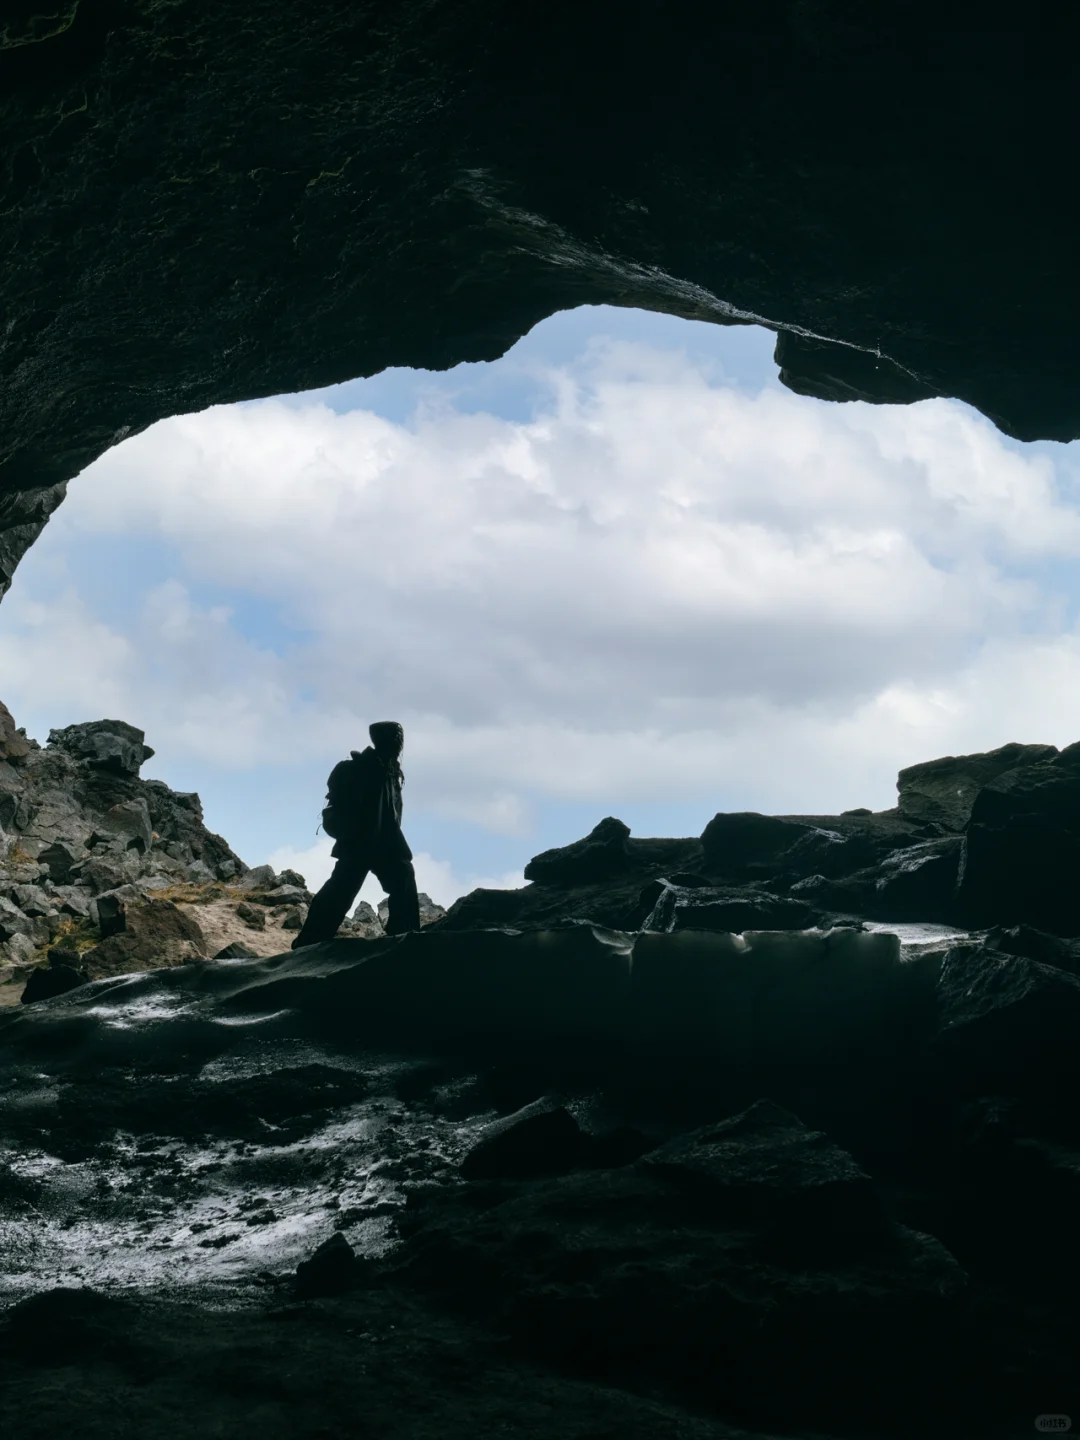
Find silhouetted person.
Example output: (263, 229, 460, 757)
(291, 721, 420, 947)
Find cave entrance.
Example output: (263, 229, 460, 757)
(1, 305, 1077, 909)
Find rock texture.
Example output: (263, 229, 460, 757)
(439, 736, 1080, 940)
(4, 6, 1080, 594)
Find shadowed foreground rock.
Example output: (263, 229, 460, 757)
(3, 726, 1080, 1435)
(0, 920, 1078, 1436)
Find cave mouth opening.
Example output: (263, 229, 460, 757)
(1, 303, 1078, 908)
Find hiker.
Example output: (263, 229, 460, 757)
(291, 721, 420, 947)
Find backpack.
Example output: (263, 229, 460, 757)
(320, 804, 344, 840)
(318, 751, 379, 843)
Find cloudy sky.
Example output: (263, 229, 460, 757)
(3, 305, 1080, 905)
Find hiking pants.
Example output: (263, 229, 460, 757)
(292, 846, 420, 946)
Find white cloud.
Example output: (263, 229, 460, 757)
(3, 329, 1080, 866)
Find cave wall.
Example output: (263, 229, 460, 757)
(3, 0, 1078, 595)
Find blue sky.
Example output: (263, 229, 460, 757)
(3, 306, 1080, 904)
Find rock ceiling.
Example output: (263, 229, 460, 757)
(3, 0, 1077, 595)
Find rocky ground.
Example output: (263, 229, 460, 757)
(1, 702, 1079, 1438)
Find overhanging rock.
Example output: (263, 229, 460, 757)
(4, 6, 1080, 593)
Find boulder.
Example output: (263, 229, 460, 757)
(276, 868, 306, 888)
(402, 1108, 967, 1430)
(0, 700, 31, 762)
(524, 817, 632, 886)
(21, 958, 89, 1003)
(46, 719, 155, 777)
(897, 742, 1059, 832)
(0, 896, 31, 942)
(80, 899, 207, 978)
(96, 797, 154, 854)
(90, 885, 144, 937)
(955, 743, 1080, 933)
(699, 811, 809, 879)
(294, 1231, 371, 1298)
(71, 853, 141, 895)
(237, 864, 278, 891)
(184, 860, 217, 885)
(214, 940, 259, 959)
(346, 900, 383, 938)
(982, 924, 1080, 976)
(235, 901, 266, 930)
(935, 943, 1080, 1090)
(253, 884, 309, 906)
(418, 892, 447, 926)
(10, 883, 52, 917)
(36, 839, 84, 884)
(460, 1098, 584, 1180)
(638, 1099, 888, 1246)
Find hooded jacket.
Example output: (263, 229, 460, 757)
(323, 746, 411, 859)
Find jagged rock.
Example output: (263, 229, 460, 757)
(897, 742, 1058, 832)
(71, 853, 141, 895)
(184, 860, 217, 884)
(91, 887, 143, 939)
(792, 837, 962, 923)
(346, 900, 383, 939)
(96, 797, 154, 854)
(20, 960, 88, 1003)
(10, 883, 51, 917)
(80, 899, 207, 979)
(525, 817, 632, 886)
(418, 893, 446, 926)
(237, 864, 278, 891)
(699, 812, 810, 879)
(47, 719, 155, 777)
(372, 891, 445, 931)
(36, 839, 83, 884)
(0, 896, 31, 941)
(0, 701, 30, 762)
(214, 941, 259, 959)
(1, 933, 35, 966)
(460, 1098, 584, 1180)
(983, 924, 1080, 976)
(253, 884, 309, 906)
(435, 888, 528, 933)
(235, 902, 266, 930)
(277, 869, 306, 888)
(52, 887, 91, 919)
(403, 1105, 966, 1429)
(935, 943, 1080, 1090)
(956, 743, 1080, 933)
(294, 1231, 370, 1298)
(640, 880, 821, 934)
(280, 907, 306, 930)
(639, 1100, 887, 1244)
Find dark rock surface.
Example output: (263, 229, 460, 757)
(0, 702, 30, 762)
(897, 742, 1059, 832)
(459, 1098, 583, 1180)
(5, 6, 1080, 595)
(4, 728, 1080, 1434)
(0, 926, 1078, 1437)
(955, 743, 1080, 934)
(294, 1230, 371, 1298)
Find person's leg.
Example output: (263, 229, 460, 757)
(371, 855, 421, 935)
(291, 849, 369, 947)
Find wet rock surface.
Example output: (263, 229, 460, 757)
(2, 720, 1080, 1435)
